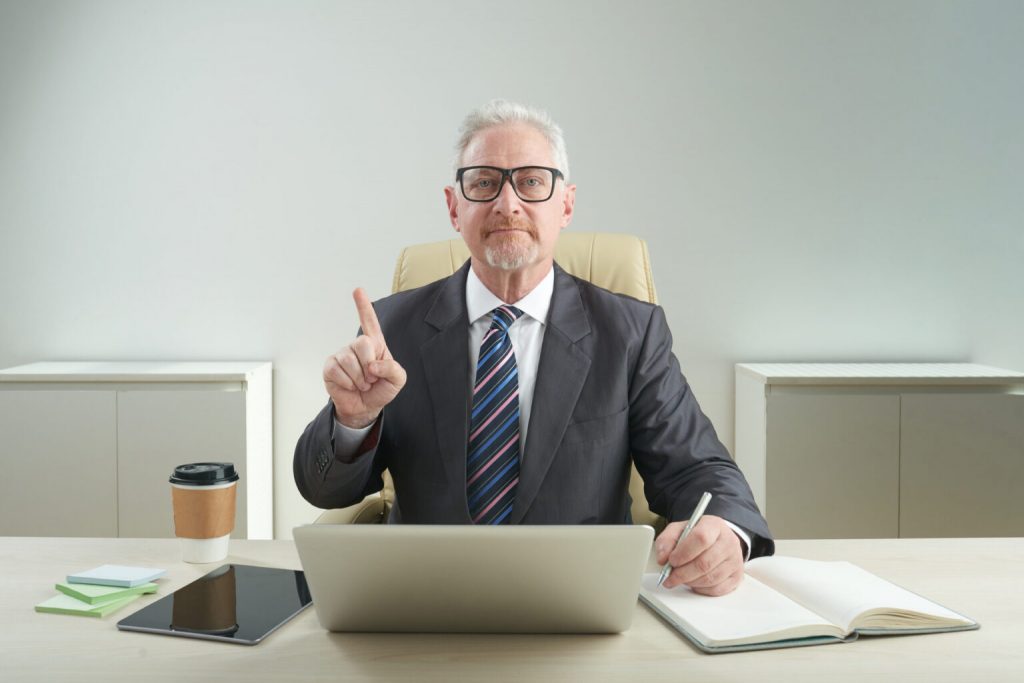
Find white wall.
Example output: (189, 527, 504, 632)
(1, 0, 1021, 539)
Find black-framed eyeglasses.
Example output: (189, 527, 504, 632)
(456, 166, 564, 203)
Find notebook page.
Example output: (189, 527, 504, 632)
(640, 573, 842, 645)
(746, 556, 968, 631)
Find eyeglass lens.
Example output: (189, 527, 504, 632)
(461, 167, 555, 202)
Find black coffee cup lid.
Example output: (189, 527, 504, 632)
(170, 463, 239, 486)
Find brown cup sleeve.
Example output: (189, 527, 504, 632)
(171, 484, 237, 539)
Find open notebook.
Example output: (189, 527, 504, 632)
(640, 555, 978, 653)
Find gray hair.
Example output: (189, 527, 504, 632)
(453, 99, 570, 182)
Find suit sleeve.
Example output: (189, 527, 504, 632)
(293, 400, 386, 510)
(627, 306, 775, 559)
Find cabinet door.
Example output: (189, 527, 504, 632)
(0, 390, 117, 536)
(116, 388, 246, 538)
(900, 393, 1024, 537)
(766, 393, 900, 539)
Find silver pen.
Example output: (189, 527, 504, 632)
(657, 491, 713, 587)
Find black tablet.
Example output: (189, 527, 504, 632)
(117, 564, 312, 645)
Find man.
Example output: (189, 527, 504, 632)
(295, 100, 773, 596)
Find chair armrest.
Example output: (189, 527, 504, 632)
(314, 493, 387, 524)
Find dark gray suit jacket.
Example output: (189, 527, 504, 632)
(295, 261, 774, 558)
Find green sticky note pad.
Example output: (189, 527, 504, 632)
(55, 581, 158, 605)
(35, 592, 142, 617)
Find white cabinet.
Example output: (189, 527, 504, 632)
(735, 363, 1024, 539)
(0, 362, 272, 539)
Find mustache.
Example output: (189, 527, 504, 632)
(484, 216, 536, 236)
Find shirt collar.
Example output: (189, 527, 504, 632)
(466, 263, 554, 325)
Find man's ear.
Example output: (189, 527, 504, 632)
(444, 186, 460, 232)
(560, 183, 577, 229)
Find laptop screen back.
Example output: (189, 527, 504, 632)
(294, 524, 653, 634)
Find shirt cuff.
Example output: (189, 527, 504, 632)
(723, 520, 752, 562)
(332, 418, 374, 460)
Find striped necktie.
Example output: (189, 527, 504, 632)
(467, 305, 524, 525)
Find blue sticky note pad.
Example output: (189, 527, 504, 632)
(67, 565, 166, 588)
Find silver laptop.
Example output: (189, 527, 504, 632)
(293, 524, 654, 634)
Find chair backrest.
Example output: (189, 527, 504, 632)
(393, 232, 658, 303)
(385, 231, 665, 530)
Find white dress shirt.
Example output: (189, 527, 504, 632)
(332, 265, 751, 558)
(464, 265, 552, 452)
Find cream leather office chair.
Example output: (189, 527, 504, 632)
(315, 232, 666, 532)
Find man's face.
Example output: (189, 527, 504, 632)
(445, 123, 575, 273)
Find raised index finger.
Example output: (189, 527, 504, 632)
(352, 287, 385, 342)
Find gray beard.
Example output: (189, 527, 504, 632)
(484, 242, 538, 271)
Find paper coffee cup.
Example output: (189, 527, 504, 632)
(170, 463, 239, 564)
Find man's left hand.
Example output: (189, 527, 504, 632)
(654, 515, 744, 596)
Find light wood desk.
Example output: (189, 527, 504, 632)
(2, 537, 1021, 682)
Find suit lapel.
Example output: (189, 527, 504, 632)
(510, 264, 592, 523)
(420, 261, 473, 521)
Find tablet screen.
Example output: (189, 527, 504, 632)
(117, 564, 312, 645)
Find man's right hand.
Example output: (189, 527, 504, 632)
(323, 288, 407, 429)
